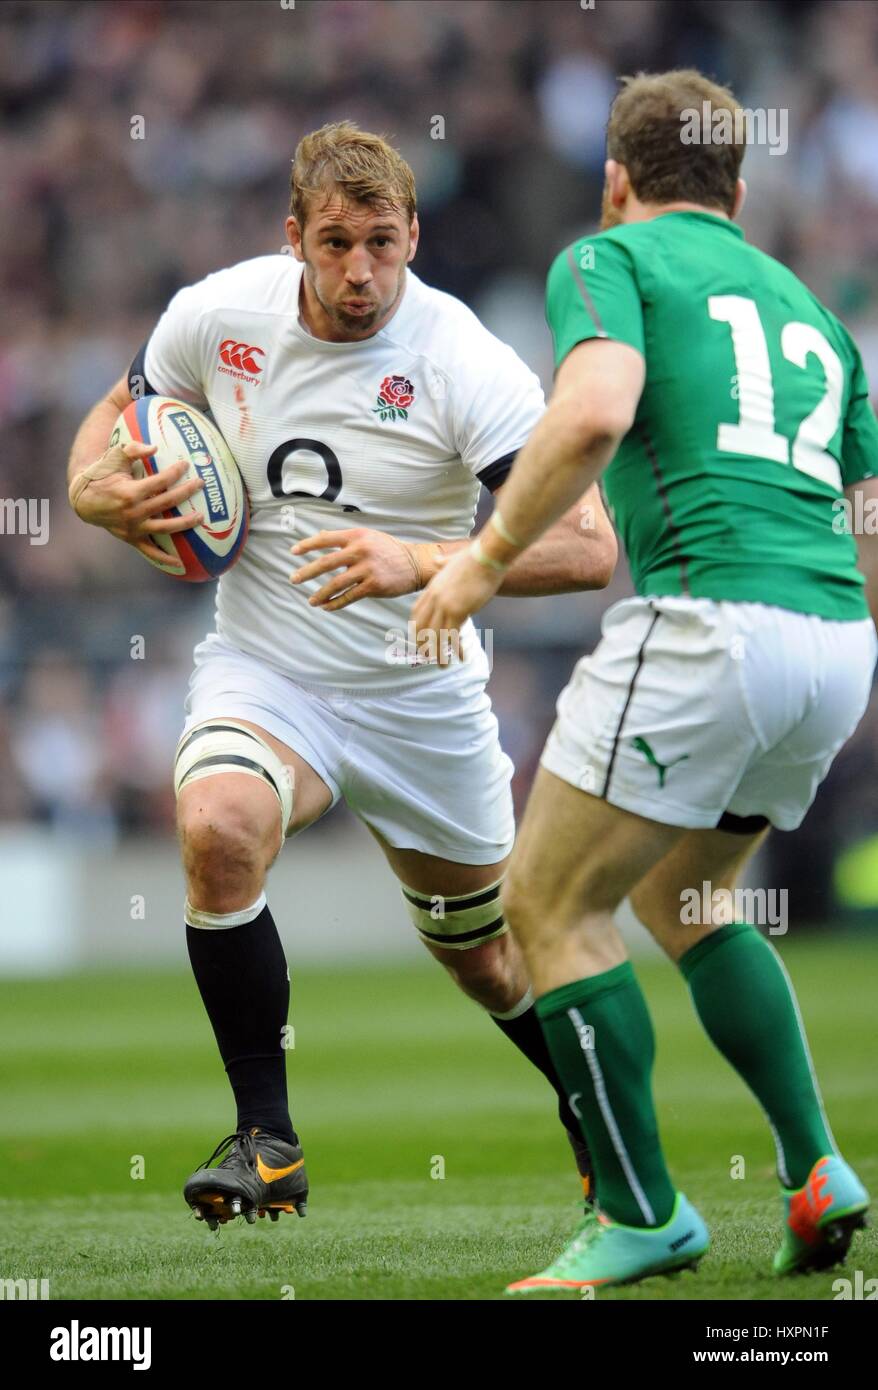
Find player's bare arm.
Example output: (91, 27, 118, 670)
(68, 372, 205, 564)
(483, 481, 617, 596)
(290, 481, 616, 612)
(412, 338, 643, 648)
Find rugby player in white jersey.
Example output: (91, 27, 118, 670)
(67, 124, 617, 1227)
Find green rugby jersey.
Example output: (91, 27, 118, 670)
(546, 211, 878, 620)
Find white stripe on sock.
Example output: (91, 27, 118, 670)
(769, 942, 839, 1158)
(767, 1119, 791, 1189)
(569, 1006, 657, 1226)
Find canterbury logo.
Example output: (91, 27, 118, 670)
(256, 1153, 304, 1184)
(218, 339, 266, 375)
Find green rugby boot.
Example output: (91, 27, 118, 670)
(506, 1193, 709, 1294)
(773, 1155, 868, 1275)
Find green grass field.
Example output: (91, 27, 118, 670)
(1, 935, 875, 1301)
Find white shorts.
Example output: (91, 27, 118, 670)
(541, 595, 877, 832)
(181, 635, 515, 864)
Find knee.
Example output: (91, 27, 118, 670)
(178, 782, 277, 905)
(448, 936, 526, 1014)
(503, 860, 624, 943)
(629, 881, 678, 934)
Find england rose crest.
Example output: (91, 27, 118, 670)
(373, 374, 415, 422)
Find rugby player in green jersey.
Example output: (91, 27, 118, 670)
(415, 68, 878, 1292)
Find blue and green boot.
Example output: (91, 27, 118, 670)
(774, 1155, 868, 1275)
(506, 1193, 709, 1294)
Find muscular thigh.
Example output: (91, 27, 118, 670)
(177, 718, 333, 851)
(372, 833, 510, 898)
(366, 826, 525, 993)
(231, 720, 333, 834)
(630, 824, 769, 961)
(509, 766, 683, 924)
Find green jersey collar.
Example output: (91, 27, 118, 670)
(650, 209, 745, 239)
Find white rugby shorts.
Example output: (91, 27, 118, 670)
(541, 595, 877, 831)
(180, 634, 515, 864)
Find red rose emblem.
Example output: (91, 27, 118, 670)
(378, 375, 415, 409)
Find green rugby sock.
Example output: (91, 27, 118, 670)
(679, 922, 835, 1188)
(536, 962, 676, 1228)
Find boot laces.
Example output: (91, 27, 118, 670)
(198, 1129, 258, 1172)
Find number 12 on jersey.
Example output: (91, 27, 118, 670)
(709, 294, 844, 491)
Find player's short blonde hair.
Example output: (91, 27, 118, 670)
(290, 122, 417, 228)
(606, 69, 745, 216)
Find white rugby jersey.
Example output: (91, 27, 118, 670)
(129, 255, 545, 691)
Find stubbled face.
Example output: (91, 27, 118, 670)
(286, 189, 418, 342)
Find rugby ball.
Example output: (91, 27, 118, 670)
(111, 396, 248, 581)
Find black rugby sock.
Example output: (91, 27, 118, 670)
(186, 902, 297, 1145)
(491, 1005, 595, 1192)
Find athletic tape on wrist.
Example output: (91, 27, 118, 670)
(471, 536, 509, 573)
(489, 509, 525, 549)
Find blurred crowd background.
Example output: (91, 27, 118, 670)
(2, 0, 878, 922)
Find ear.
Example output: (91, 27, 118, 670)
(285, 216, 305, 263)
(604, 159, 630, 208)
(407, 213, 420, 264)
(731, 178, 747, 220)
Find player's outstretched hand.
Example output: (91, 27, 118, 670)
(69, 441, 205, 565)
(412, 543, 504, 667)
(290, 527, 435, 611)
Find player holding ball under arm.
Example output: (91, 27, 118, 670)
(67, 122, 618, 1228)
(414, 69, 878, 1292)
